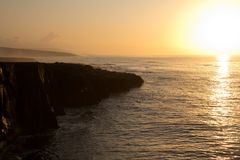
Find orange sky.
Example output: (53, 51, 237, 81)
(1, 0, 240, 57)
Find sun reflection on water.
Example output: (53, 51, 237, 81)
(210, 54, 231, 125)
(208, 54, 240, 159)
(217, 54, 229, 78)
(214, 54, 230, 104)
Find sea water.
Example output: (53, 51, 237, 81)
(30, 56, 240, 159)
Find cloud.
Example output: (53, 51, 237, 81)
(41, 32, 60, 43)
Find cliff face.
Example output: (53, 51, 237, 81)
(0, 63, 58, 143)
(0, 62, 143, 142)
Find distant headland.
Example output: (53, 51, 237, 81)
(0, 47, 76, 58)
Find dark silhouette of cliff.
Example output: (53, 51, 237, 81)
(0, 62, 143, 150)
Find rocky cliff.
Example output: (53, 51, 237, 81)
(0, 62, 143, 146)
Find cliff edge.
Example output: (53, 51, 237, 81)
(0, 62, 143, 146)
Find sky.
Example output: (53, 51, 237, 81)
(1, 0, 240, 57)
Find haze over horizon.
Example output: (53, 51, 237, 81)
(1, 0, 240, 57)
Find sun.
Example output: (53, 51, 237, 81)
(192, 1, 240, 55)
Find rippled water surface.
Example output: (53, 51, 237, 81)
(36, 56, 240, 159)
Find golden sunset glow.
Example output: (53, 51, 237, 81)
(2, 1, 240, 159)
(192, 1, 240, 55)
(1, 0, 240, 56)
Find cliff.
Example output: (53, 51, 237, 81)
(0, 62, 143, 146)
(46, 63, 143, 115)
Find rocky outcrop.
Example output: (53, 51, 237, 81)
(46, 63, 143, 115)
(0, 62, 143, 143)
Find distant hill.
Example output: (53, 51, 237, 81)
(0, 47, 76, 58)
(0, 57, 36, 62)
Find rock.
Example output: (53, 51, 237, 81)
(13, 63, 58, 133)
(0, 63, 58, 138)
(0, 62, 143, 144)
(46, 63, 143, 115)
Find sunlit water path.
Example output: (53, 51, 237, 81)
(31, 56, 240, 159)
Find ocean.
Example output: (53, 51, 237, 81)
(29, 56, 240, 159)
